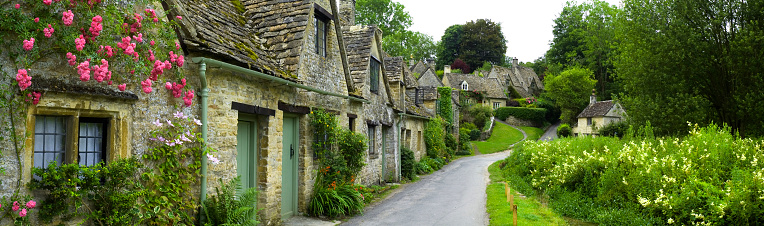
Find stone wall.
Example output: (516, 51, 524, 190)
(503, 115, 541, 127)
(402, 118, 426, 161)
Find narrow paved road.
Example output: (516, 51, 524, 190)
(341, 151, 511, 226)
(540, 123, 560, 141)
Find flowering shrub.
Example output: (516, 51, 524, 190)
(503, 124, 764, 225)
(141, 111, 206, 225)
(0, 193, 37, 226)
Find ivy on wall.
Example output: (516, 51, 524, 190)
(437, 87, 453, 125)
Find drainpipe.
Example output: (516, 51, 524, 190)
(198, 62, 210, 206)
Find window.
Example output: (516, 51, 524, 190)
(349, 117, 355, 131)
(493, 102, 500, 109)
(461, 81, 468, 91)
(370, 58, 380, 94)
(368, 125, 376, 155)
(315, 17, 327, 57)
(587, 117, 592, 126)
(414, 88, 423, 105)
(34, 116, 108, 169)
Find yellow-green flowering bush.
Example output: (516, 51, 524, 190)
(504, 124, 764, 225)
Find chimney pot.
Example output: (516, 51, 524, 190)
(512, 57, 518, 68)
(590, 89, 597, 105)
(444, 65, 451, 74)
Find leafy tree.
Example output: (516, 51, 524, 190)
(617, 0, 764, 136)
(435, 24, 463, 69)
(355, 0, 412, 36)
(450, 59, 470, 74)
(458, 19, 507, 71)
(382, 30, 436, 61)
(544, 67, 596, 124)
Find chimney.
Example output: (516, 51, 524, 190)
(590, 89, 597, 105)
(409, 54, 415, 67)
(512, 57, 518, 68)
(339, 0, 356, 27)
(444, 65, 451, 74)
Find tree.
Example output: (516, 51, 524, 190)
(458, 19, 507, 71)
(450, 59, 470, 74)
(382, 30, 436, 60)
(435, 24, 462, 69)
(617, 0, 764, 136)
(355, 0, 412, 37)
(544, 67, 596, 124)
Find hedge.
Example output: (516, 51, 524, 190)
(494, 107, 547, 124)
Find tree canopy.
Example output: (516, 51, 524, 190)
(355, 0, 436, 60)
(544, 67, 596, 124)
(435, 24, 462, 69)
(435, 20, 507, 71)
(381, 30, 436, 61)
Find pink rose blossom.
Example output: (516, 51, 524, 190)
(16, 69, 32, 91)
(43, 24, 54, 38)
(75, 35, 86, 51)
(107, 81, 112, 85)
(149, 50, 155, 62)
(183, 90, 194, 107)
(23, 38, 35, 51)
(118, 83, 126, 91)
(66, 52, 77, 66)
(12, 201, 19, 211)
(28, 92, 42, 105)
(43, 0, 52, 5)
(19, 209, 27, 217)
(177, 55, 184, 67)
(117, 36, 131, 50)
(34, 17, 39, 23)
(141, 79, 152, 93)
(89, 15, 103, 37)
(164, 60, 172, 69)
(15, 4, 20, 9)
(62, 10, 74, 26)
(133, 33, 143, 42)
(176, 16, 182, 20)
(150, 60, 164, 80)
(93, 59, 111, 83)
(153, 17, 158, 23)
(145, 9, 157, 18)
(25, 200, 36, 209)
(176, 42, 181, 50)
(165, 82, 172, 90)
(150, 40, 155, 46)
(77, 61, 90, 81)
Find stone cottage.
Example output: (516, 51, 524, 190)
(572, 91, 627, 136)
(384, 57, 431, 161)
(486, 58, 544, 98)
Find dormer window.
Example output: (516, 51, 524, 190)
(370, 57, 380, 94)
(314, 4, 334, 57)
(461, 81, 469, 91)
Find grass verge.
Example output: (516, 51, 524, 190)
(472, 123, 523, 154)
(520, 126, 544, 141)
(487, 161, 567, 226)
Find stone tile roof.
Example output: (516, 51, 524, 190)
(410, 61, 428, 75)
(405, 95, 433, 117)
(343, 25, 378, 92)
(577, 100, 615, 118)
(245, 0, 312, 74)
(402, 66, 419, 88)
(169, 0, 289, 77)
(485, 78, 507, 99)
(384, 56, 404, 83)
(445, 73, 485, 92)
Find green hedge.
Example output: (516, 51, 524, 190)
(494, 107, 547, 124)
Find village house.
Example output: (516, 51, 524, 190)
(385, 56, 431, 161)
(486, 58, 544, 98)
(572, 91, 627, 136)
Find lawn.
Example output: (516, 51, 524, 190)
(472, 122, 523, 154)
(520, 126, 544, 141)
(486, 161, 567, 226)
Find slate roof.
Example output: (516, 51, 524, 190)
(577, 100, 615, 118)
(245, 0, 312, 74)
(343, 25, 379, 92)
(410, 61, 428, 75)
(169, 0, 289, 77)
(445, 73, 485, 92)
(384, 56, 404, 83)
(402, 66, 419, 88)
(405, 95, 433, 117)
(485, 78, 507, 99)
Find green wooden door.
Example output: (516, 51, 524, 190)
(281, 116, 299, 219)
(237, 118, 257, 190)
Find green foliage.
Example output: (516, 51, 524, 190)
(450, 68, 463, 74)
(478, 61, 492, 72)
(617, 0, 764, 137)
(520, 126, 544, 141)
(416, 157, 445, 174)
(415, 160, 433, 174)
(202, 177, 259, 226)
(493, 107, 547, 125)
(382, 30, 436, 61)
(487, 161, 569, 226)
(457, 128, 472, 155)
(400, 146, 416, 180)
(444, 133, 457, 156)
(535, 98, 561, 124)
(462, 104, 492, 131)
(355, 0, 412, 38)
(424, 117, 447, 159)
(599, 120, 628, 138)
(307, 183, 364, 218)
(557, 123, 572, 137)
(544, 67, 597, 123)
(469, 129, 481, 141)
(458, 19, 507, 71)
(435, 24, 463, 69)
(437, 87, 453, 125)
(471, 123, 524, 154)
(504, 124, 764, 225)
(337, 130, 369, 181)
(461, 122, 477, 131)
(29, 158, 145, 224)
(310, 109, 367, 187)
(507, 86, 522, 99)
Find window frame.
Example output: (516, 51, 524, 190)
(314, 17, 327, 57)
(367, 125, 377, 156)
(587, 117, 593, 126)
(33, 115, 110, 169)
(370, 57, 381, 94)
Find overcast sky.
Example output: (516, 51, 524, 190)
(393, 0, 622, 63)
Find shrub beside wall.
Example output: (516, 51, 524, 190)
(494, 107, 547, 125)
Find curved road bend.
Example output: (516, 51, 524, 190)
(342, 151, 511, 226)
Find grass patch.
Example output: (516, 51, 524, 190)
(472, 123, 524, 154)
(487, 161, 567, 226)
(520, 126, 544, 141)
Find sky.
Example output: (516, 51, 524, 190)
(393, 0, 622, 63)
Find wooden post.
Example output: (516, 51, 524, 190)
(512, 204, 518, 226)
(505, 182, 510, 202)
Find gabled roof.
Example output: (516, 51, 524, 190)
(485, 78, 507, 99)
(343, 25, 378, 92)
(417, 68, 444, 88)
(245, 0, 313, 74)
(405, 95, 433, 118)
(409, 60, 428, 75)
(384, 56, 405, 83)
(577, 100, 615, 118)
(402, 65, 419, 88)
(444, 73, 485, 91)
(169, 0, 289, 78)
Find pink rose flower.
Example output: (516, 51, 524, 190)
(66, 52, 76, 66)
(176, 16, 182, 20)
(28, 92, 42, 105)
(150, 40, 155, 46)
(176, 42, 181, 50)
(43, 24, 54, 38)
(77, 61, 91, 81)
(89, 15, 103, 37)
(16, 69, 32, 91)
(25, 200, 36, 209)
(62, 10, 74, 26)
(15, 4, 20, 9)
(43, 0, 52, 5)
(177, 55, 184, 67)
(12, 201, 19, 211)
(19, 209, 27, 217)
(133, 33, 143, 43)
(165, 82, 172, 90)
(75, 35, 86, 51)
(183, 90, 194, 107)
(118, 83, 126, 91)
(34, 17, 39, 23)
(23, 38, 35, 51)
(141, 79, 152, 93)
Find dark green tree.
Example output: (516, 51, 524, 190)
(458, 19, 507, 71)
(382, 30, 436, 60)
(544, 67, 596, 124)
(435, 24, 462, 69)
(355, 0, 412, 37)
(617, 0, 764, 136)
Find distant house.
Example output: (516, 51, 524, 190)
(572, 92, 627, 136)
(486, 58, 544, 98)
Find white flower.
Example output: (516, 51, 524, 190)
(207, 154, 221, 164)
(152, 119, 163, 127)
(667, 218, 674, 224)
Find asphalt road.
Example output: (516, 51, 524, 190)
(341, 151, 512, 226)
(540, 123, 560, 141)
